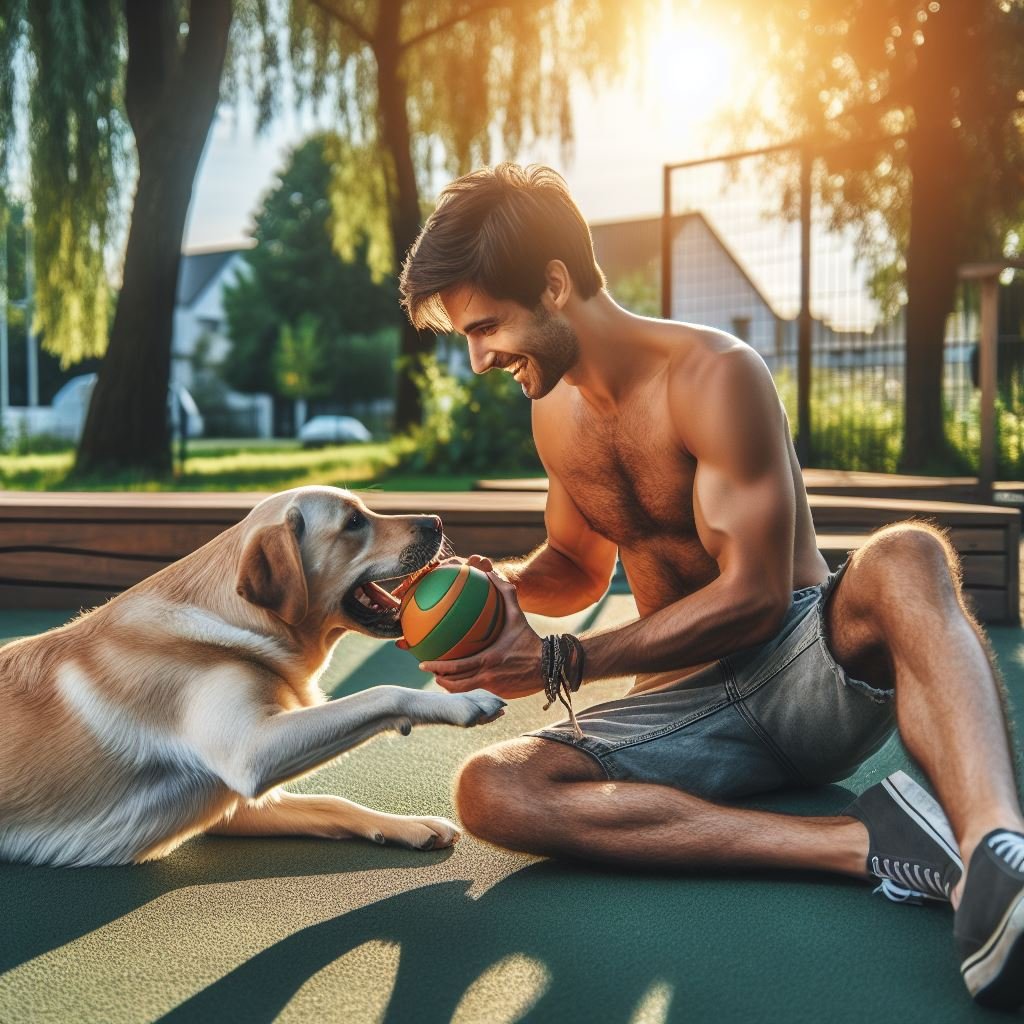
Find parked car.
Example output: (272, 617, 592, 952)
(298, 414, 372, 446)
(51, 374, 205, 441)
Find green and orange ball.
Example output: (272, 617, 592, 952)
(399, 564, 505, 662)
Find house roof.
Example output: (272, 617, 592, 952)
(589, 211, 782, 320)
(176, 245, 251, 307)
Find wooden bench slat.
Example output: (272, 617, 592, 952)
(0, 491, 1017, 624)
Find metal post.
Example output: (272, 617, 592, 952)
(796, 146, 812, 465)
(177, 390, 188, 472)
(978, 273, 998, 503)
(0, 216, 8, 426)
(24, 220, 38, 407)
(661, 165, 672, 320)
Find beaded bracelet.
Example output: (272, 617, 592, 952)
(540, 633, 586, 739)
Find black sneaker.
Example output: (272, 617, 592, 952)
(955, 829, 1024, 1009)
(846, 770, 963, 903)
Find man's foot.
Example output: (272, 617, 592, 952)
(845, 770, 962, 903)
(955, 830, 1024, 1009)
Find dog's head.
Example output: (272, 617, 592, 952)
(234, 486, 445, 639)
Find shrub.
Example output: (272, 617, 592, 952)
(402, 356, 541, 475)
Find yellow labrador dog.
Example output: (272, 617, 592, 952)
(0, 486, 505, 867)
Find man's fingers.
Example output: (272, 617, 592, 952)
(420, 655, 484, 677)
(488, 571, 516, 594)
(434, 675, 480, 694)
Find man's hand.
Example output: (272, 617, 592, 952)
(449, 553, 497, 575)
(416, 572, 545, 700)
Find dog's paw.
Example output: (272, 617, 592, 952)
(443, 689, 507, 727)
(372, 814, 461, 851)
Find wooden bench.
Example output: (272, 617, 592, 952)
(476, 471, 1024, 506)
(0, 490, 1018, 623)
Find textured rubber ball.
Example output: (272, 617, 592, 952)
(399, 564, 505, 662)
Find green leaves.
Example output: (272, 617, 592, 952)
(222, 133, 401, 404)
(404, 354, 540, 474)
(275, 314, 332, 400)
(19, 0, 124, 365)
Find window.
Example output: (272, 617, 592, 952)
(731, 316, 751, 342)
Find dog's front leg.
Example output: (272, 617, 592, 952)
(191, 681, 504, 801)
(207, 789, 461, 850)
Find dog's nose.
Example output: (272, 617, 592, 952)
(417, 515, 443, 534)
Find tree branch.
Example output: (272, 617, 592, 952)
(399, 0, 553, 52)
(306, 0, 374, 47)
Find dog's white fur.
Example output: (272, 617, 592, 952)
(0, 486, 504, 867)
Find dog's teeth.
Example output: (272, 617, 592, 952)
(366, 581, 400, 610)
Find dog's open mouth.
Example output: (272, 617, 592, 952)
(342, 546, 446, 637)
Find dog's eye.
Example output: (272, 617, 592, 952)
(345, 509, 366, 530)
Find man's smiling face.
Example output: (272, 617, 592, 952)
(440, 285, 579, 400)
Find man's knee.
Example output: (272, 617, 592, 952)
(853, 522, 961, 597)
(454, 748, 519, 842)
(454, 738, 596, 847)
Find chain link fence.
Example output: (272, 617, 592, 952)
(662, 139, 1023, 477)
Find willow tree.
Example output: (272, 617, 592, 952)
(0, 1, 256, 475)
(76, 0, 233, 475)
(277, 0, 641, 429)
(0, 1, 122, 367)
(732, 0, 1024, 471)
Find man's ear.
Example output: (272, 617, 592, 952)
(543, 259, 572, 310)
(235, 509, 308, 625)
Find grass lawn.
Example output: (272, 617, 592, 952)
(0, 437, 541, 492)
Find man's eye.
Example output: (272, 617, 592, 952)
(482, 324, 498, 336)
(346, 510, 366, 530)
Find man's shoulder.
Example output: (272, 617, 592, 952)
(666, 330, 780, 452)
(667, 328, 772, 400)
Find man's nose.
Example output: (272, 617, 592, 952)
(467, 340, 494, 375)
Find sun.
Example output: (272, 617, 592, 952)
(642, 6, 737, 126)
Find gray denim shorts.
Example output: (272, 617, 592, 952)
(529, 561, 897, 801)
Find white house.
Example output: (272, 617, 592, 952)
(173, 244, 273, 437)
(590, 211, 792, 364)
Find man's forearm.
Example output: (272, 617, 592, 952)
(581, 575, 788, 681)
(495, 543, 606, 617)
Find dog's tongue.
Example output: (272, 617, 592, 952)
(367, 581, 401, 610)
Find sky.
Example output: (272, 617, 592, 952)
(177, 10, 881, 333)
(183, 11, 749, 251)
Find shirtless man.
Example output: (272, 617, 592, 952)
(398, 163, 1024, 1009)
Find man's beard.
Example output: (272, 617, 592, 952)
(518, 307, 579, 400)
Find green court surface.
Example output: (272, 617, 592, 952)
(2, 598, 1023, 1024)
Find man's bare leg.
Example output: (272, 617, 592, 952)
(456, 523, 1023, 887)
(456, 738, 870, 876)
(824, 524, 1024, 901)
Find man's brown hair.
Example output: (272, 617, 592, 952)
(399, 163, 605, 333)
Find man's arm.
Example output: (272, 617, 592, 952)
(494, 469, 618, 616)
(423, 345, 796, 698)
(582, 347, 795, 679)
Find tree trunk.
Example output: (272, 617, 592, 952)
(899, 1, 973, 472)
(375, 0, 433, 431)
(75, 0, 232, 476)
(900, 127, 963, 471)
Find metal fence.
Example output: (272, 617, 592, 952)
(662, 138, 1024, 479)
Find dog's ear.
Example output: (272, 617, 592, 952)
(235, 508, 308, 625)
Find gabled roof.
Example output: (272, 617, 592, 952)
(176, 244, 252, 307)
(589, 211, 782, 320)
